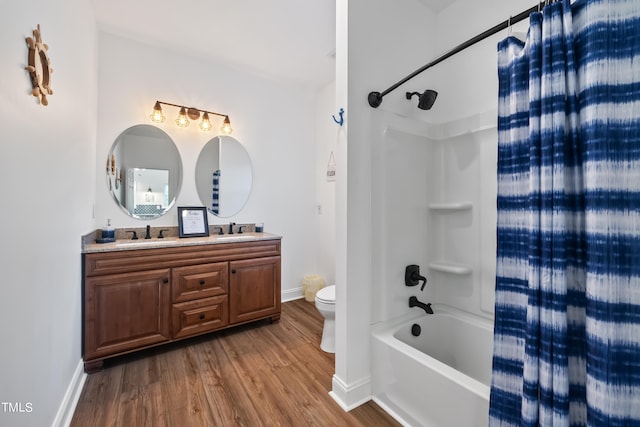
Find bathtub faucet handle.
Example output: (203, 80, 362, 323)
(405, 265, 428, 291)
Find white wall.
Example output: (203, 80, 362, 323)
(333, 0, 438, 409)
(95, 32, 319, 297)
(0, 1, 97, 426)
(314, 81, 338, 287)
(429, 0, 532, 124)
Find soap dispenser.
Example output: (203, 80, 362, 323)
(97, 219, 116, 243)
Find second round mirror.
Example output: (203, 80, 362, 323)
(195, 136, 252, 217)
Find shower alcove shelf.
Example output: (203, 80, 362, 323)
(428, 261, 473, 275)
(428, 201, 474, 275)
(428, 201, 473, 211)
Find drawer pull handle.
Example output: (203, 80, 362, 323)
(199, 279, 205, 285)
(199, 314, 205, 320)
(163, 278, 169, 284)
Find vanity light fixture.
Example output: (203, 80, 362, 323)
(149, 100, 232, 134)
(150, 101, 165, 123)
(175, 107, 189, 127)
(199, 112, 212, 131)
(221, 116, 233, 135)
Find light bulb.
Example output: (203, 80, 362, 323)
(175, 107, 189, 127)
(220, 116, 232, 135)
(150, 101, 165, 123)
(199, 112, 212, 131)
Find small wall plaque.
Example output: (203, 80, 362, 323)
(25, 24, 53, 106)
(327, 151, 336, 182)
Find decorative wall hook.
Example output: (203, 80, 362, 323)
(332, 108, 344, 126)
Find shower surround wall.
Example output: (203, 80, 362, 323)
(371, 109, 497, 323)
(369, 109, 498, 425)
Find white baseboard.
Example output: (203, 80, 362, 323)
(282, 286, 304, 302)
(51, 359, 86, 427)
(371, 396, 412, 427)
(329, 374, 372, 411)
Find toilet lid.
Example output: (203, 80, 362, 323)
(316, 285, 335, 303)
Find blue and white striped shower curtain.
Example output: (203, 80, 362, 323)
(490, 0, 640, 425)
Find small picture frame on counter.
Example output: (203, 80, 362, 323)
(178, 206, 209, 238)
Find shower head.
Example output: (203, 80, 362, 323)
(406, 89, 438, 110)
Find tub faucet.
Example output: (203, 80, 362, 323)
(409, 296, 433, 315)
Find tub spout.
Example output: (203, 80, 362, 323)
(409, 296, 433, 314)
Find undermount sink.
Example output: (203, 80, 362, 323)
(214, 234, 256, 241)
(115, 239, 178, 247)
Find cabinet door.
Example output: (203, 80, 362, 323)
(229, 257, 281, 324)
(84, 269, 171, 361)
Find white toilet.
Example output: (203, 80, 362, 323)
(314, 285, 335, 353)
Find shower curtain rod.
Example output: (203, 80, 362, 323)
(368, 1, 548, 108)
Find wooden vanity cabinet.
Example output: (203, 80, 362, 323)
(83, 239, 281, 372)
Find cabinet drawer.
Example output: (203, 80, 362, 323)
(172, 295, 228, 340)
(171, 262, 228, 303)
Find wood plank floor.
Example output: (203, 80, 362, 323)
(71, 299, 400, 427)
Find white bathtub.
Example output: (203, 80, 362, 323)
(371, 305, 494, 427)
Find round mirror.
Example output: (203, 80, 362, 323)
(195, 135, 252, 217)
(107, 124, 182, 219)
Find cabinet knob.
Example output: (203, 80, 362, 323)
(199, 279, 205, 285)
(232, 269, 236, 274)
(163, 278, 169, 284)
(199, 314, 205, 320)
